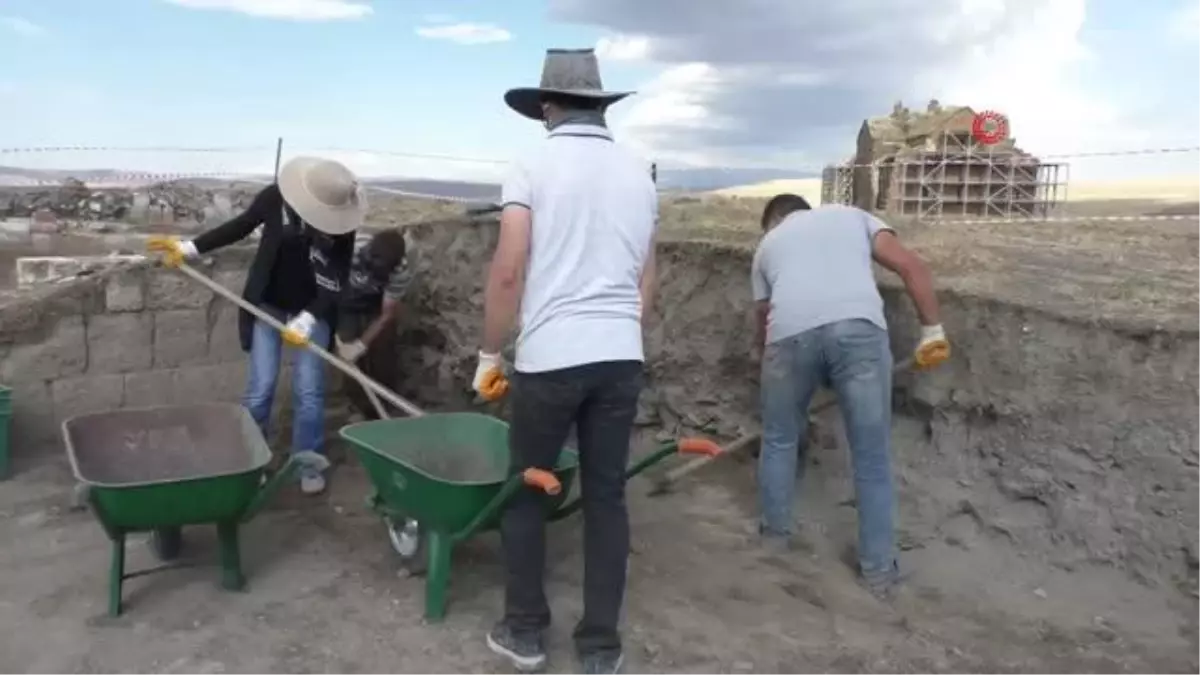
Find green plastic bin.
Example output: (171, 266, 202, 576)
(0, 384, 10, 480)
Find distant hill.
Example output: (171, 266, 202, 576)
(0, 164, 819, 198)
(655, 167, 817, 192)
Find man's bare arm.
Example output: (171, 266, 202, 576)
(754, 300, 770, 356)
(360, 298, 400, 347)
(481, 205, 532, 354)
(871, 231, 940, 326)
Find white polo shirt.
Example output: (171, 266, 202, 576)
(501, 123, 658, 374)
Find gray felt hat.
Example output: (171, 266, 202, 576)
(504, 48, 634, 121)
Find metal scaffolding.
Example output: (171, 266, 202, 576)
(820, 162, 854, 206)
(877, 131, 1067, 219)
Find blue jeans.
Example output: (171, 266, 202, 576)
(758, 318, 896, 581)
(243, 308, 330, 474)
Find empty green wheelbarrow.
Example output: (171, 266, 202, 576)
(339, 411, 721, 622)
(62, 403, 299, 617)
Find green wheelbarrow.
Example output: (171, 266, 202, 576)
(62, 403, 298, 617)
(339, 411, 721, 622)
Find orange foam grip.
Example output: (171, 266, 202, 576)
(678, 437, 722, 457)
(522, 468, 562, 495)
(479, 369, 510, 401)
(915, 339, 951, 370)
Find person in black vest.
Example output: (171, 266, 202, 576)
(146, 156, 364, 495)
(334, 227, 412, 419)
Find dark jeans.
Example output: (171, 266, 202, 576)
(502, 360, 644, 657)
(337, 309, 400, 420)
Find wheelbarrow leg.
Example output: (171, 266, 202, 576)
(423, 530, 452, 622)
(108, 532, 126, 617)
(217, 521, 246, 591)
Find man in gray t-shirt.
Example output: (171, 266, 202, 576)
(750, 194, 950, 599)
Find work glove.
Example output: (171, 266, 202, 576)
(283, 311, 317, 347)
(914, 324, 951, 370)
(335, 336, 367, 363)
(472, 351, 510, 402)
(146, 236, 197, 268)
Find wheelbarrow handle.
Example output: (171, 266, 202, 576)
(172, 261, 424, 418)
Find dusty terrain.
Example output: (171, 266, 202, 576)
(0, 188, 1197, 673)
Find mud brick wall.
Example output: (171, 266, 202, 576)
(0, 248, 273, 461)
(395, 216, 1198, 597)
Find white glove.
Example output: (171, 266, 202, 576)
(179, 240, 199, 258)
(336, 337, 367, 362)
(283, 311, 317, 347)
(919, 324, 945, 344)
(915, 323, 950, 369)
(472, 351, 510, 401)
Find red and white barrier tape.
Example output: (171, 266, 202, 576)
(918, 213, 1198, 225)
(0, 145, 270, 154)
(1, 170, 270, 187)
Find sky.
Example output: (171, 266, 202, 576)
(0, 0, 1197, 183)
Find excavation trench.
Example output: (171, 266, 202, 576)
(389, 216, 1199, 670)
(0, 214, 1196, 672)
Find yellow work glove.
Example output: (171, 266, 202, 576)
(283, 312, 317, 347)
(472, 351, 510, 402)
(914, 324, 951, 370)
(145, 236, 197, 269)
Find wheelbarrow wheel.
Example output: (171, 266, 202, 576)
(149, 527, 183, 561)
(385, 516, 427, 576)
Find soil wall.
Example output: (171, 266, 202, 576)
(394, 216, 1199, 598)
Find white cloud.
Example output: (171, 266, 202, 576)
(414, 22, 512, 45)
(568, 0, 1192, 178)
(162, 0, 372, 21)
(931, 1, 1127, 153)
(1, 16, 46, 36)
(1169, 0, 1200, 41)
(596, 34, 651, 61)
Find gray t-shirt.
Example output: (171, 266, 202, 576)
(750, 205, 893, 345)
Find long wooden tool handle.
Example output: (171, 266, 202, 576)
(657, 433, 761, 487)
(175, 261, 424, 418)
(652, 356, 918, 492)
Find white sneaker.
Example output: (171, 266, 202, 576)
(300, 472, 326, 495)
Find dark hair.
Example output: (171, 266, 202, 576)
(367, 228, 406, 270)
(760, 193, 812, 230)
(540, 92, 606, 113)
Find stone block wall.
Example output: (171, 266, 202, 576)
(0, 248, 266, 461)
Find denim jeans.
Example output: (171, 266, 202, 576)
(758, 318, 896, 582)
(243, 307, 331, 476)
(501, 360, 644, 658)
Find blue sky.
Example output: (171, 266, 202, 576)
(0, 0, 1197, 182)
(0, 0, 645, 181)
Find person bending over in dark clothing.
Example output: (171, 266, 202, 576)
(335, 228, 413, 420)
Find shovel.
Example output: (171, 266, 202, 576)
(171, 261, 424, 420)
(647, 357, 916, 497)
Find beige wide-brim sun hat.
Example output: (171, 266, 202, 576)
(277, 156, 367, 236)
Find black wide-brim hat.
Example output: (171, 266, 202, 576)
(504, 47, 634, 121)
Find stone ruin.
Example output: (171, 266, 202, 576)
(825, 99, 1064, 218)
(0, 179, 262, 231)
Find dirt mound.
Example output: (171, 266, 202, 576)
(386, 215, 1197, 670)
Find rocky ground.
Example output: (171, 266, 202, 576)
(0, 185, 1196, 673)
(1, 412, 1195, 674)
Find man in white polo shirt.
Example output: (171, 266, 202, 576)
(472, 48, 657, 674)
(751, 194, 950, 600)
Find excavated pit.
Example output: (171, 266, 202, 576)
(383, 215, 1199, 671)
(0, 213, 1196, 672)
